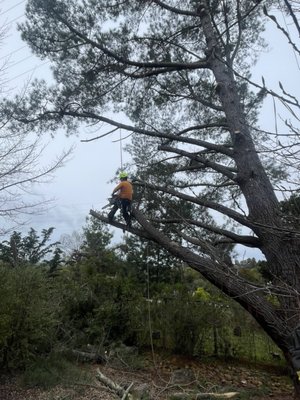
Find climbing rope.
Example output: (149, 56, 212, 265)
(146, 243, 157, 368)
(119, 128, 123, 170)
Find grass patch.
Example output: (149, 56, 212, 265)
(237, 386, 270, 399)
(21, 353, 90, 389)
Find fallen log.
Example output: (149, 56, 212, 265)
(121, 382, 134, 400)
(96, 369, 136, 400)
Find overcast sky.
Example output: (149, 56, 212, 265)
(0, 0, 132, 244)
(0, 1, 299, 258)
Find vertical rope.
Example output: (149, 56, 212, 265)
(119, 129, 123, 170)
(146, 244, 157, 369)
(273, 97, 278, 136)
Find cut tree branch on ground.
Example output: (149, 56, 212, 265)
(95, 368, 239, 400)
(95, 369, 136, 400)
(168, 392, 239, 399)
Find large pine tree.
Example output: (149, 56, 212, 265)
(9, 0, 300, 395)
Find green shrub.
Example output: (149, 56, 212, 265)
(0, 265, 60, 369)
(22, 353, 88, 389)
(56, 264, 144, 348)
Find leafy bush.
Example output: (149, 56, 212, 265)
(0, 220, 283, 373)
(0, 265, 60, 369)
(56, 262, 143, 348)
(22, 353, 88, 389)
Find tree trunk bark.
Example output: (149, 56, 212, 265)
(198, 0, 300, 329)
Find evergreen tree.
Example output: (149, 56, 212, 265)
(0, 228, 61, 268)
(8, 0, 300, 395)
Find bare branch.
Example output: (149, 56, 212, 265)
(80, 127, 118, 142)
(283, 0, 300, 37)
(263, 5, 300, 56)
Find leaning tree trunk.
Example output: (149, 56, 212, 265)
(198, 2, 300, 395)
(91, 205, 300, 398)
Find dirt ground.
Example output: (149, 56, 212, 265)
(0, 354, 293, 400)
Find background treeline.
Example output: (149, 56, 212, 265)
(0, 216, 282, 373)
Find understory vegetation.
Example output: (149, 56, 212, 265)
(0, 217, 283, 382)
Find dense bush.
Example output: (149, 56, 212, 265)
(0, 265, 60, 369)
(56, 262, 143, 348)
(0, 223, 283, 372)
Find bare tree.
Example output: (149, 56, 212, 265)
(0, 23, 72, 233)
(0, 125, 71, 230)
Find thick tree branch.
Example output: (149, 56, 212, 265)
(178, 230, 224, 255)
(20, 109, 234, 157)
(229, 0, 243, 64)
(89, 209, 152, 241)
(127, 207, 287, 347)
(90, 206, 290, 351)
(52, 13, 209, 72)
(159, 144, 236, 180)
(176, 121, 229, 136)
(134, 181, 252, 228)
(151, 0, 198, 16)
(124, 66, 203, 79)
(172, 181, 236, 189)
(152, 217, 260, 247)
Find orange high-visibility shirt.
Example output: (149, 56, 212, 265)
(113, 180, 133, 200)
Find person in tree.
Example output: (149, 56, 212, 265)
(108, 172, 133, 226)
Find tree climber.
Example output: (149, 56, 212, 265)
(108, 172, 133, 227)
